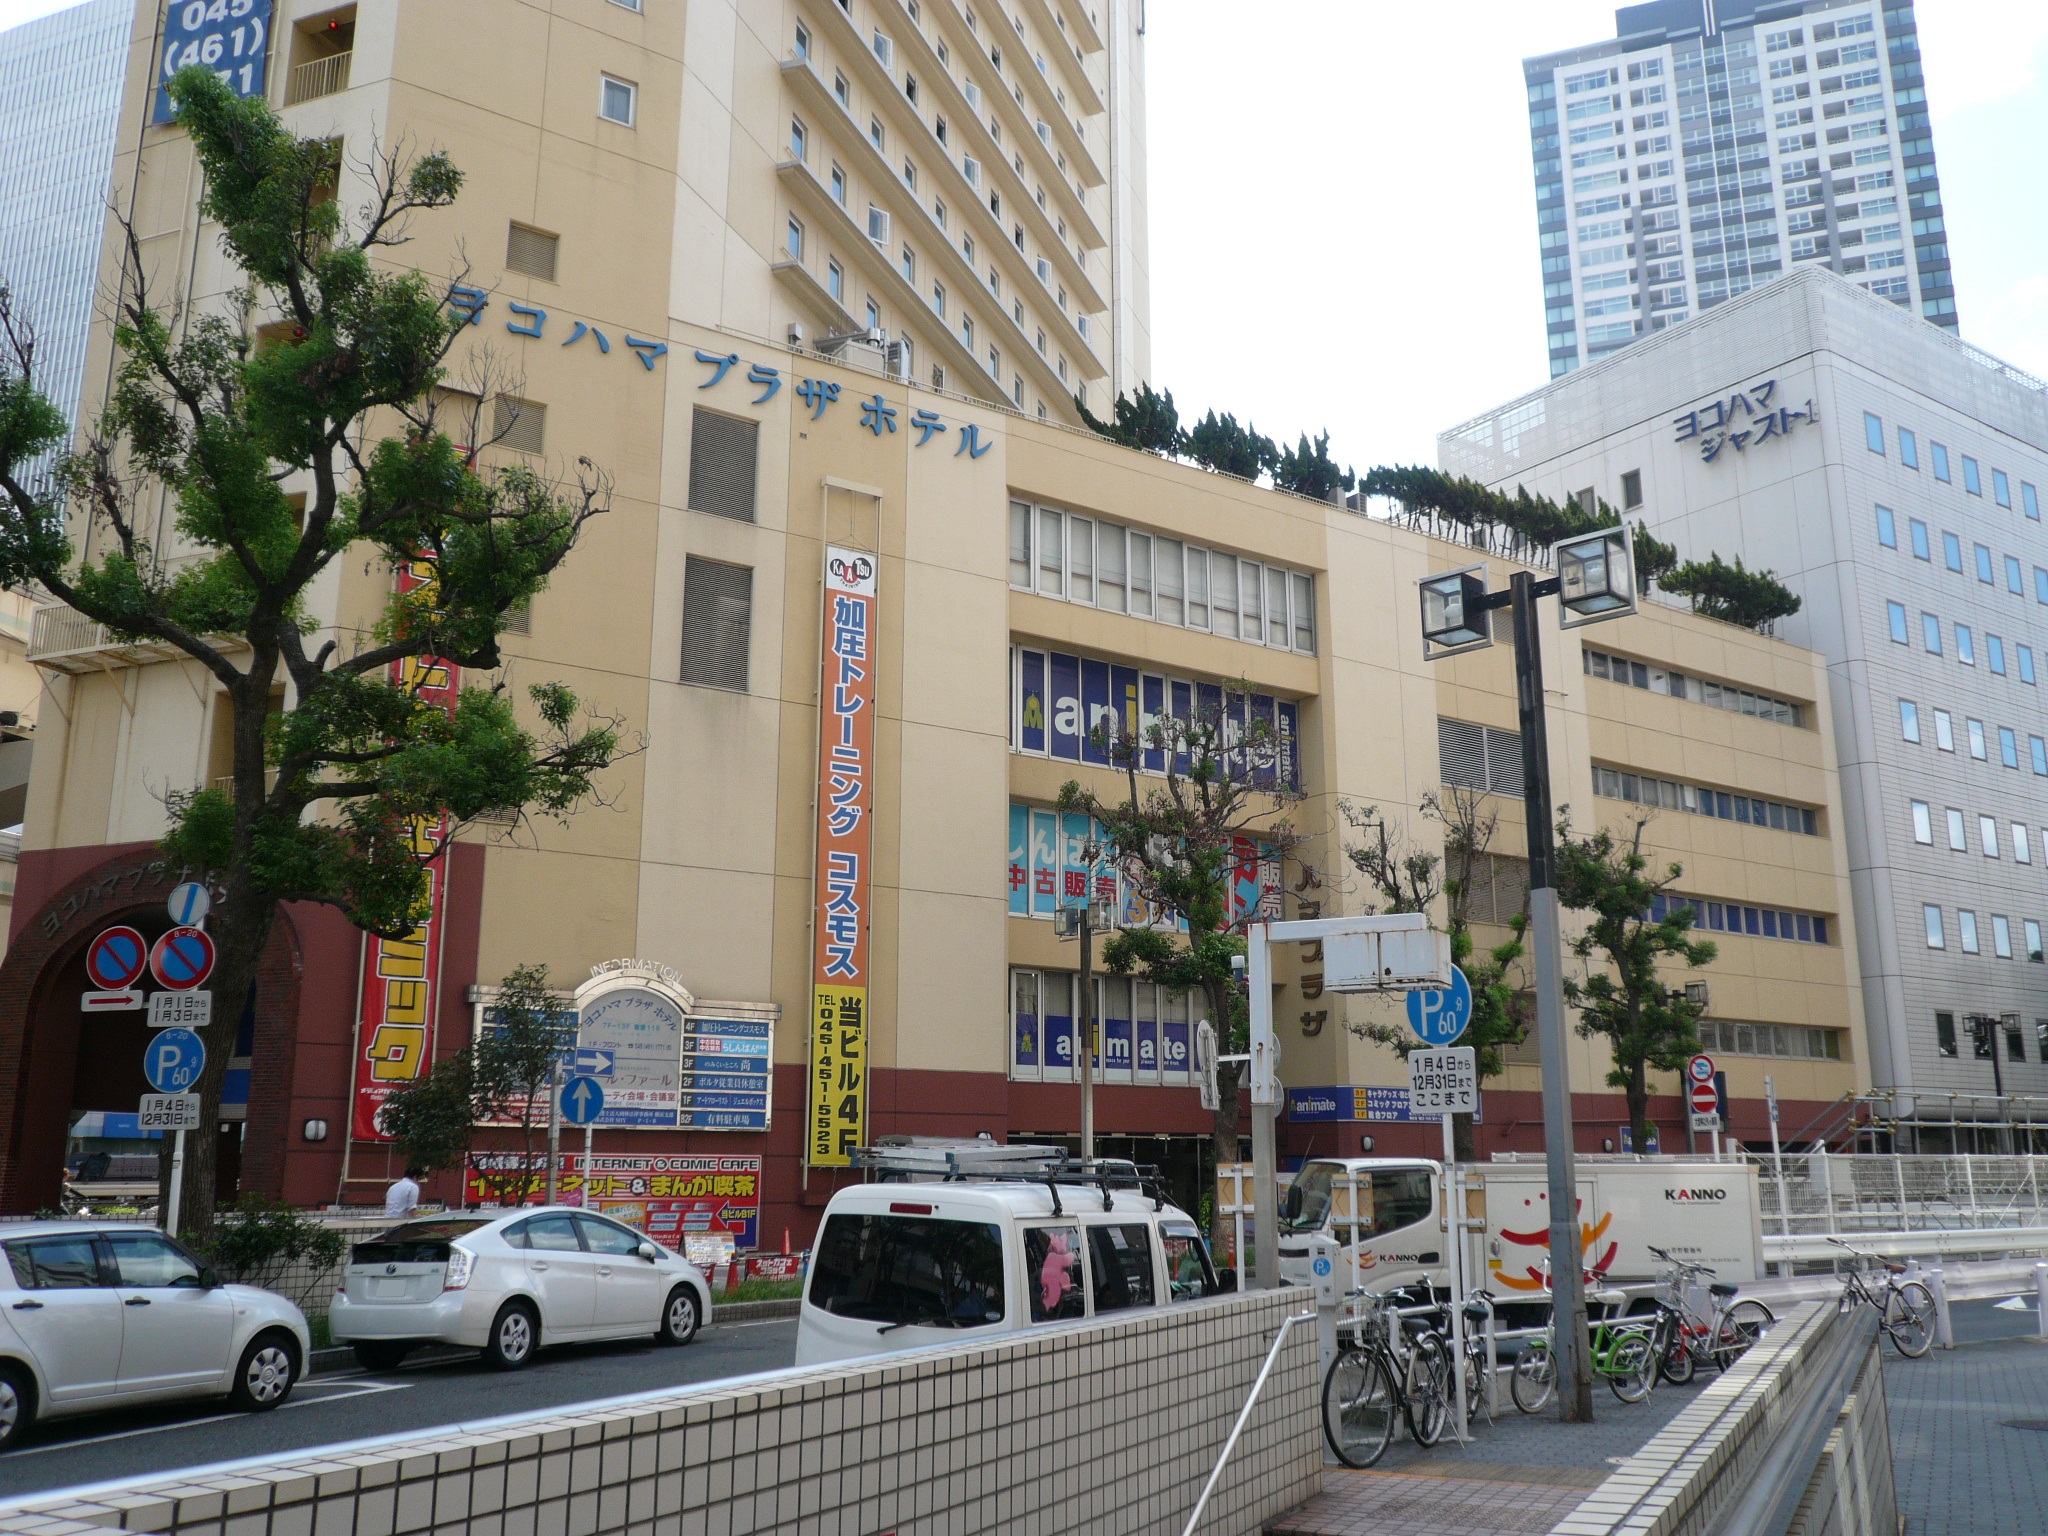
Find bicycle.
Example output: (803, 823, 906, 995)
(1508, 1264, 1660, 1410)
(1646, 1246, 1775, 1384)
(1321, 1284, 1455, 1468)
(1825, 1239, 1936, 1359)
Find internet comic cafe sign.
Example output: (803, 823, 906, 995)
(1671, 377, 1817, 464)
(445, 285, 999, 460)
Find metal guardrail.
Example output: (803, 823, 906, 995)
(286, 50, 352, 106)
(1181, 1309, 1312, 1536)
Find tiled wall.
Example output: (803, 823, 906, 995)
(0, 1289, 1320, 1536)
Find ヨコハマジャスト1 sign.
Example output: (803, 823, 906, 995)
(809, 549, 877, 1166)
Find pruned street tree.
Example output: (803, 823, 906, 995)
(1055, 687, 1301, 1255)
(1344, 788, 1528, 1160)
(0, 70, 624, 1232)
(1552, 812, 1716, 1150)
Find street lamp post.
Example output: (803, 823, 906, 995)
(1057, 852, 1114, 1163)
(1419, 525, 1637, 1426)
(1965, 1013, 2013, 1154)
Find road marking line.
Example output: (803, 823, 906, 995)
(10, 1382, 413, 1456)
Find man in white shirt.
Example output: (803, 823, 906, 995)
(384, 1165, 424, 1219)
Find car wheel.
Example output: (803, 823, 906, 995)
(0, 1364, 35, 1451)
(229, 1331, 299, 1412)
(353, 1341, 413, 1373)
(657, 1286, 701, 1346)
(483, 1301, 540, 1370)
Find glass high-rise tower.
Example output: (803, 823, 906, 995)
(0, 0, 133, 468)
(1527, 0, 1953, 378)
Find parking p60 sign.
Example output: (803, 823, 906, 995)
(153, 0, 274, 125)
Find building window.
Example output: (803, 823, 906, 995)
(866, 298, 881, 331)
(2015, 824, 2031, 863)
(2001, 726, 2019, 768)
(1910, 801, 1931, 843)
(1899, 427, 1918, 467)
(1909, 519, 1929, 560)
(867, 205, 889, 243)
(1945, 807, 1966, 850)
(1441, 719, 1528, 797)
(1942, 531, 1962, 572)
(1922, 613, 1941, 654)
(1621, 469, 1643, 509)
(785, 215, 804, 260)
(1995, 469, 2012, 508)
(1935, 1009, 1956, 1054)
(1956, 624, 1974, 665)
(1967, 718, 1986, 759)
(835, 71, 849, 106)
(687, 407, 759, 523)
(1863, 411, 1884, 453)
(600, 75, 637, 126)
(2026, 483, 2041, 521)
(795, 22, 810, 57)
(1900, 700, 1919, 741)
(1980, 814, 1999, 856)
(506, 223, 560, 280)
(2028, 921, 2045, 964)
(1975, 544, 1994, 584)
(1934, 709, 1953, 751)
(493, 396, 545, 454)
(1886, 601, 1908, 643)
(1932, 442, 1950, 481)
(830, 165, 846, 205)
(827, 259, 844, 301)
(1959, 909, 1980, 954)
(1963, 456, 1982, 496)
(2008, 556, 2025, 595)
(680, 557, 752, 692)
(901, 245, 915, 282)
(1875, 506, 1896, 547)
(1925, 907, 1945, 949)
(790, 116, 807, 160)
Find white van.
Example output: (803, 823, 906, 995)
(795, 1174, 1230, 1366)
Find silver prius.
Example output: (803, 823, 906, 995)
(330, 1209, 715, 1371)
(0, 1221, 310, 1451)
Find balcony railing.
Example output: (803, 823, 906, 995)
(27, 605, 244, 674)
(286, 50, 352, 106)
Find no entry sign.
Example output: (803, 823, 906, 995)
(86, 926, 148, 991)
(1689, 1081, 1720, 1115)
(149, 926, 215, 991)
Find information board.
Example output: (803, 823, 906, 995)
(1408, 1047, 1478, 1117)
(678, 1014, 772, 1130)
(153, 0, 274, 125)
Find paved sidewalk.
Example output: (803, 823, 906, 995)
(1269, 1375, 1709, 1536)
(1884, 1298, 2048, 1535)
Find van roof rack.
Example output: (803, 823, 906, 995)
(854, 1145, 1168, 1214)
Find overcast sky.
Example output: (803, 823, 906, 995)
(3, 0, 2043, 469)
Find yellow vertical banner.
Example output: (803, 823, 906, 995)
(808, 548, 877, 1166)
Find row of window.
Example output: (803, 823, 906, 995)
(1884, 602, 2048, 684)
(1005, 804, 1281, 930)
(1922, 905, 2043, 962)
(1009, 647, 1305, 791)
(1934, 1011, 2048, 1064)
(1008, 968, 1205, 1086)
(1581, 647, 1805, 727)
(1696, 1018, 1845, 1062)
(1896, 699, 2048, 776)
(1591, 765, 1821, 836)
(1863, 413, 2040, 517)
(1876, 508, 2048, 616)
(1907, 800, 2048, 865)
(1008, 502, 1318, 653)
(1650, 892, 1832, 946)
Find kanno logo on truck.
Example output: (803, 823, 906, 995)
(1665, 1187, 1729, 1202)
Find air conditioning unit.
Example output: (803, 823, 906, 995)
(886, 339, 910, 378)
(787, 322, 806, 347)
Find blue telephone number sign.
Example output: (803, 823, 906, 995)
(154, 0, 273, 125)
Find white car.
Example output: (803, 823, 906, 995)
(330, 1209, 714, 1371)
(0, 1221, 310, 1451)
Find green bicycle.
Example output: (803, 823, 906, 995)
(1511, 1287, 1659, 1410)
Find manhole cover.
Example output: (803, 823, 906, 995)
(2001, 1420, 2048, 1432)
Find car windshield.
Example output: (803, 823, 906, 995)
(1281, 1162, 1337, 1232)
(808, 1213, 1005, 1329)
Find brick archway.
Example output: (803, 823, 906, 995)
(0, 849, 303, 1213)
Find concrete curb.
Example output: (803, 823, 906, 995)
(307, 1298, 799, 1376)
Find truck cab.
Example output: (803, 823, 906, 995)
(1276, 1158, 1445, 1289)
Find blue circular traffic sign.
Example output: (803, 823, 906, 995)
(1406, 965, 1473, 1047)
(86, 926, 148, 990)
(144, 1028, 206, 1093)
(149, 926, 215, 990)
(560, 1074, 606, 1126)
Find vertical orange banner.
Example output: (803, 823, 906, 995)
(351, 559, 459, 1141)
(808, 547, 877, 1167)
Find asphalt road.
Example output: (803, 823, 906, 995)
(0, 1318, 800, 1501)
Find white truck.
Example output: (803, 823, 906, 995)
(1274, 1155, 1763, 1297)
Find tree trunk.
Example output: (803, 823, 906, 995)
(1209, 1062, 1242, 1259)
(1453, 1112, 1476, 1164)
(1625, 1059, 1652, 1154)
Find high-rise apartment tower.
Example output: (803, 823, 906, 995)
(1526, 0, 1953, 379)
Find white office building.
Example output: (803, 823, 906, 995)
(1526, 0, 1954, 380)
(1441, 266, 2048, 1142)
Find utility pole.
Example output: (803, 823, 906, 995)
(1079, 907, 1095, 1162)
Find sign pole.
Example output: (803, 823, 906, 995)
(1248, 923, 1280, 1290)
(165, 1128, 186, 1236)
(1443, 1107, 1469, 1444)
(545, 1058, 562, 1204)
(584, 1122, 595, 1206)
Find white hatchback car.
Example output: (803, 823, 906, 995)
(330, 1209, 714, 1371)
(0, 1221, 310, 1451)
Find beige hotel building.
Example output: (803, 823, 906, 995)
(0, 0, 1866, 1233)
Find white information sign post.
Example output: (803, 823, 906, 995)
(1409, 1045, 1478, 1442)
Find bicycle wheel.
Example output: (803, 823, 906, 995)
(1322, 1349, 1398, 1469)
(1510, 1340, 1555, 1414)
(1659, 1324, 1697, 1386)
(1608, 1333, 1657, 1404)
(1463, 1349, 1487, 1424)
(1714, 1301, 1774, 1368)
(1405, 1333, 1452, 1447)
(1884, 1282, 1936, 1359)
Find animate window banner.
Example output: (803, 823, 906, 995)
(809, 547, 877, 1167)
(464, 1152, 760, 1256)
(351, 558, 459, 1142)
